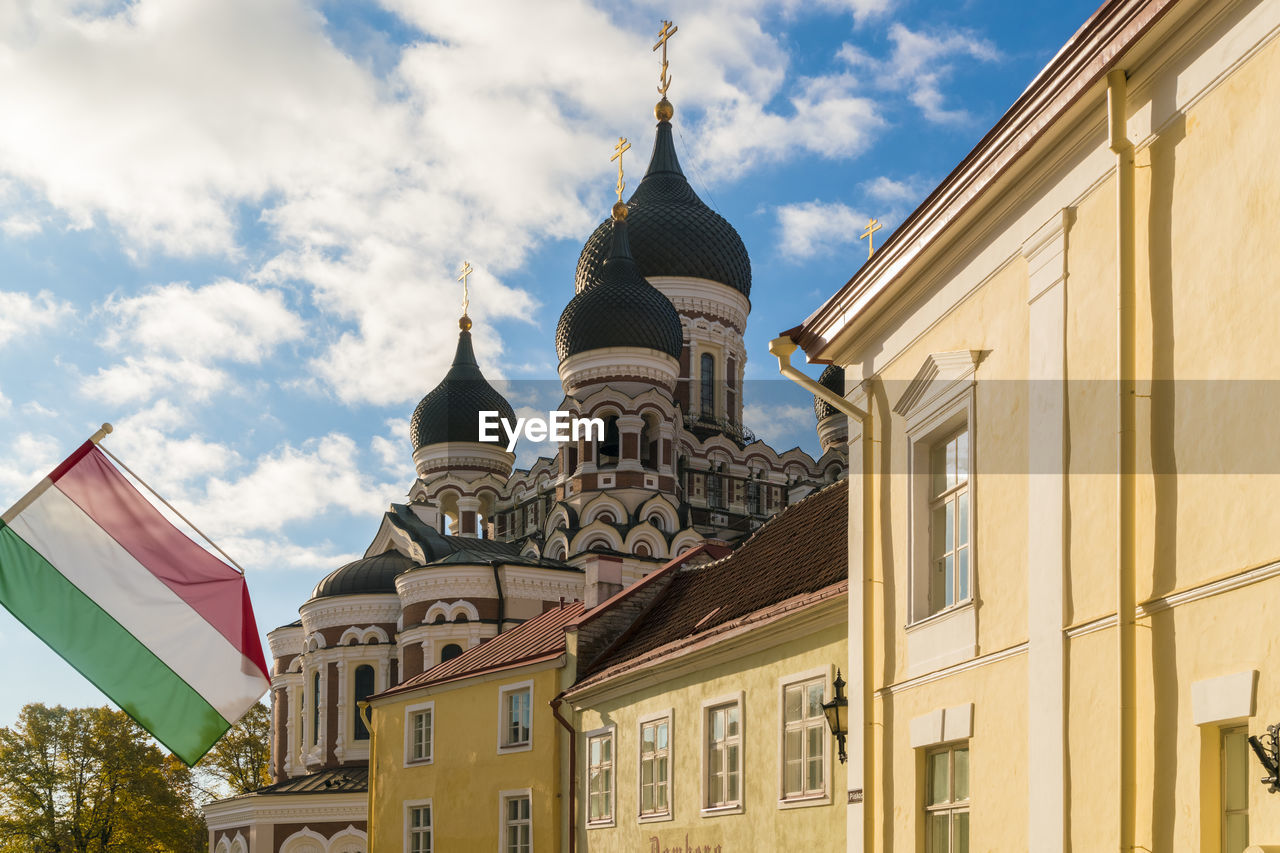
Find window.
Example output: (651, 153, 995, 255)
(405, 702, 433, 765)
(707, 471, 723, 509)
(499, 683, 532, 751)
(705, 700, 742, 811)
(311, 671, 320, 746)
(782, 677, 827, 801)
(929, 429, 970, 613)
(586, 729, 614, 825)
(353, 665, 375, 740)
(700, 353, 715, 416)
(502, 793, 531, 853)
(441, 643, 463, 663)
(925, 744, 969, 853)
(639, 715, 670, 818)
(405, 801, 431, 853)
(746, 479, 760, 515)
(1223, 726, 1249, 853)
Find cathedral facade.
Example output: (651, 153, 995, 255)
(204, 82, 846, 853)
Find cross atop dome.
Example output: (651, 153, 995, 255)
(653, 19, 678, 121)
(457, 260, 473, 331)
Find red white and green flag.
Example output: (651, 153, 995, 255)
(0, 433, 270, 765)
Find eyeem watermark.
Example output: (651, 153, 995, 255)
(479, 411, 605, 452)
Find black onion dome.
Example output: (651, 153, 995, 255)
(410, 327, 516, 450)
(311, 550, 416, 600)
(556, 217, 684, 362)
(814, 364, 846, 421)
(574, 120, 751, 298)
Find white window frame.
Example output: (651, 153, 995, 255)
(637, 708, 674, 823)
(499, 788, 532, 853)
(404, 798, 432, 853)
(701, 691, 745, 816)
(777, 668, 832, 808)
(404, 700, 434, 767)
(585, 726, 615, 828)
(497, 681, 534, 754)
(924, 743, 969, 853)
(895, 350, 981, 677)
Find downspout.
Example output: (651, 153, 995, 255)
(550, 694, 577, 853)
(1108, 68, 1138, 853)
(769, 335, 872, 853)
(492, 561, 506, 634)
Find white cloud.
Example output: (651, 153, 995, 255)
(372, 418, 409, 474)
(863, 174, 931, 205)
(84, 354, 231, 406)
(839, 24, 998, 124)
(1, 214, 42, 238)
(743, 402, 813, 448)
(0, 432, 62, 506)
(218, 535, 361, 574)
(0, 290, 72, 347)
(776, 200, 871, 259)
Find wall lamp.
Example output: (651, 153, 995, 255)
(823, 669, 849, 764)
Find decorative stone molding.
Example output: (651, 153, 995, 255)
(300, 595, 402, 634)
(559, 347, 680, 394)
(1192, 670, 1258, 725)
(909, 703, 974, 748)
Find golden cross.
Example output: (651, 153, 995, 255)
(653, 20, 678, 96)
(860, 218, 883, 259)
(458, 260, 473, 316)
(611, 136, 631, 202)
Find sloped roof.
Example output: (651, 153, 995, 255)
(246, 766, 368, 796)
(578, 479, 847, 680)
(378, 600, 586, 697)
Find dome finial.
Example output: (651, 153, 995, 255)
(457, 260, 474, 331)
(610, 136, 631, 221)
(653, 20, 678, 120)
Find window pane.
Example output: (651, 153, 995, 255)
(1225, 814, 1248, 853)
(807, 683, 825, 718)
(657, 721, 668, 750)
(958, 491, 969, 546)
(808, 725, 825, 764)
(928, 751, 950, 805)
(953, 747, 969, 801)
(931, 504, 947, 559)
(785, 754, 802, 795)
(727, 706, 740, 736)
(1224, 729, 1249, 811)
(932, 443, 948, 497)
(785, 685, 803, 722)
(945, 554, 955, 607)
(589, 738, 600, 764)
(956, 430, 968, 482)
(928, 812, 950, 853)
(954, 811, 970, 853)
(958, 546, 969, 602)
(944, 497, 954, 552)
(642, 724, 655, 753)
(712, 710, 724, 740)
(602, 736, 611, 763)
(946, 437, 957, 490)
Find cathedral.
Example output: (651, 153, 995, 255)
(204, 53, 847, 853)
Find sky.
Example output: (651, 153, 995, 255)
(0, 0, 1098, 727)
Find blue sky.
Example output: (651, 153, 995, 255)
(0, 0, 1096, 727)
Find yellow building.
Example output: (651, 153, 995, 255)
(365, 601, 584, 852)
(775, 0, 1280, 850)
(561, 481, 849, 851)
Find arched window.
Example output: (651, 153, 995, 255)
(707, 470, 724, 509)
(441, 643, 463, 662)
(353, 665, 375, 741)
(311, 672, 320, 746)
(599, 416, 620, 467)
(700, 353, 715, 417)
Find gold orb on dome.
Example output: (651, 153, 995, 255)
(459, 315, 473, 331)
(612, 200, 629, 221)
(655, 97, 674, 122)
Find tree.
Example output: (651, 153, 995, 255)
(195, 702, 271, 796)
(0, 704, 204, 853)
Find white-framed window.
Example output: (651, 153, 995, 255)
(498, 681, 533, 753)
(586, 727, 615, 826)
(925, 744, 969, 852)
(404, 701, 433, 766)
(1222, 726, 1249, 853)
(702, 694, 743, 813)
(780, 672, 828, 804)
(928, 428, 970, 613)
(638, 711, 672, 821)
(404, 799, 432, 853)
(500, 789, 532, 853)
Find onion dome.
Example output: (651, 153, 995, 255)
(556, 213, 684, 362)
(813, 364, 846, 421)
(311, 550, 416, 600)
(574, 112, 751, 298)
(410, 321, 516, 450)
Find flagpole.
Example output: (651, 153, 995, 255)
(0, 421, 112, 523)
(95, 440, 248, 577)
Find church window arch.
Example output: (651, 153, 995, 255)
(441, 643, 463, 663)
(353, 665, 375, 741)
(701, 352, 716, 417)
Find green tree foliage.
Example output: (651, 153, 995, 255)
(195, 702, 270, 796)
(0, 704, 205, 853)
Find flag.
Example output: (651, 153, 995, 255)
(0, 435, 270, 765)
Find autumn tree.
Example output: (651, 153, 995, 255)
(0, 704, 204, 853)
(195, 701, 271, 796)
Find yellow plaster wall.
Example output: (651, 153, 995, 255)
(571, 619, 847, 852)
(368, 666, 562, 851)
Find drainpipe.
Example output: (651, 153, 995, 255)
(550, 694, 577, 853)
(769, 335, 872, 853)
(492, 561, 506, 634)
(1108, 67, 1138, 853)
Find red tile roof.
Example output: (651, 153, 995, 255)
(576, 480, 847, 683)
(378, 600, 585, 697)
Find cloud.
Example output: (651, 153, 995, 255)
(839, 24, 998, 124)
(0, 290, 73, 347)
(0, 432, 62, 506)
(776, 200, 871, 259)
(743, 402, 813, 448)
(863, 174, 932, 205)
(1, 214, 42, 238)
